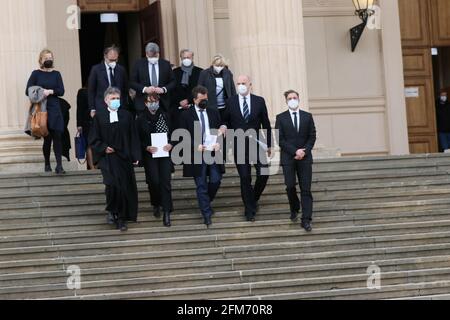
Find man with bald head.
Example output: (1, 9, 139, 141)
(222, 75, 272, 222)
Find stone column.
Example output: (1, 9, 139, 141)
(174, 0, 216, 69)
(0, 0, 47, 134)
(228, 0, 310, 119)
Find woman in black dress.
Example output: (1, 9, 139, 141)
(26, 49, 66, 174)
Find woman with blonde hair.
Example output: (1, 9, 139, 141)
(198, 54, 236, 120)
(26, 49, 66, 174)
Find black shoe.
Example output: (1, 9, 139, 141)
(301, 221, 312, 232)
(290, 212, 299, 222)
(119, 220, 128, 232)
(45, 165, 52, 172)
(163, 212, 171, 227)
(107, 212, 116, 225)
(55, 167, 66, 175)
(204, 217, 212, 228)
(246, 214, 256, 222)
(153, 206, 161, 218)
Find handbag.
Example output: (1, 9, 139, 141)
(74, 131, 87, 164)
(30, 103, 49, 138)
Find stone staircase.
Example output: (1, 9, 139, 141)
(1, 154, 450, 300)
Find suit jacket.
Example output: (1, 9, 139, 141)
(198, 66, 236, 110)
(88, 62, 129, 114)
(130, 58, 176, 112)
(223, 94, 273, 149)
(179, 107, 225, 178)
(275, 110, 316, 165)
(171, 66, 203, 112)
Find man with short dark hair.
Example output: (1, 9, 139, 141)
(275, 90, 316, 232)
(88, 45, 129, 117)
(178, 85, 227, 227)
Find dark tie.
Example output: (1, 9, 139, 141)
(199, 109, 206, 144)
(109, 67, 116, 87)
(151, 63, 158, 87)
(293, 112, 299, 133)
(243, 97, 250, 123)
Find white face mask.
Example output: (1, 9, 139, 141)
(148, 57, 159, 65)
(238, 84, 248, 96)
(214, 66, 224, 74)
(441, 96, 448, 103)
(288, 99, 300, 110)
(182, 58, 193, 67)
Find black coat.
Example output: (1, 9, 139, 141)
(130, 58, 176, 113)
(198, 66, 236, 110)
(223, 94, 273, 149)
(59, 98, 72, 162)
(275, 110, 317, 165)
(88, 62, 129, 114)
(436, 100, 450, 133)
(76, 88, 91, 133)
(178, 107, 225, 178)
(171, 66, 203, 112)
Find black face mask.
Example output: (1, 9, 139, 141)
(198, 99, 208, 110)
(43, 60, 54, 69)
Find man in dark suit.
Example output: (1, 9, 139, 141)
(178, 86, 227, 228)
(222, 75, 272, 222)
(275, 90, 317, 232)
(88, 46, 129, 117)
(171, 49, 203, 128)
(130, 42, 176, 114)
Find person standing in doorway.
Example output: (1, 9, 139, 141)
(436, 90, 450, 152)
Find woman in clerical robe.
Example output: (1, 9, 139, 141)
(89, 87, 141, 232)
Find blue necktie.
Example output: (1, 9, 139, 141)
(151, 63, 158, 87)
(199, 109, 206, 144)
(243, 97, 250, 123)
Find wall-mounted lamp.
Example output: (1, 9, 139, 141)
(350, 0, 375, 52)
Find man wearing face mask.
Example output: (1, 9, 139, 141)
(198, 54, 236, 119)
(171, 49, 203, 128)
(130, 42, 176, 114)
(436, 90, 450, 152)
(179, 86, 227, 228)
(88, 45, 129, 117)
(88, 87, 141, 232)
(275, 90, 316, 232)
(222, 75, 272, 222)
(136, 93, 175, 227)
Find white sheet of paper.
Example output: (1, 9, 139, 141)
(204, 135, 218, 151)
(151, 133, 169, 158)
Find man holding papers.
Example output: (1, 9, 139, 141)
(136, 93, 174, 227)
(179, 86, 227, 228)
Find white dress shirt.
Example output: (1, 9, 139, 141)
(238, 93, 252, 118)
(195, 105, 210, 138)
(289, 108, 301, 132)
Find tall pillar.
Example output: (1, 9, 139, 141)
(175, 0, 216, 69)
(228, 0, 310, 119)
(0, 0, 47, 134)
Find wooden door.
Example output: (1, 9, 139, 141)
(139, 1, 164, 58)
(78, 0, 144, 12)
(430, 0, 450, 46)
(399, 0, 438, 153)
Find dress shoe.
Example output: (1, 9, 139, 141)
(118, 220, 128, 232)
(163, 212, 171, 227)
(45, 165, 52, 173)
(55, 166, 66, 175)
(153, 206, 161, 218)
(301, 221, 312, 232)
(107, 212, 116, 225)
(204, 217, 212, 228)
(246, 214, 256, 222)
(290, 211, 299, 222)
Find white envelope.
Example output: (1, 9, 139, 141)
(204, 135, 218, 151)
(151, 133, 169, 158)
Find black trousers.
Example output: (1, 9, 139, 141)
(143, 156, 173, 213)
(43, 129, 62, 167)
(282, 160, 313, 222)
(236, 162, 269, 217)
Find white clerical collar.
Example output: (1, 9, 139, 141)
(108, 108, 119, 123)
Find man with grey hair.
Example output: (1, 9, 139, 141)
(88, 87, 141, 232)
(171, 49, 203, 128)
(130, 42, 175, 114)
